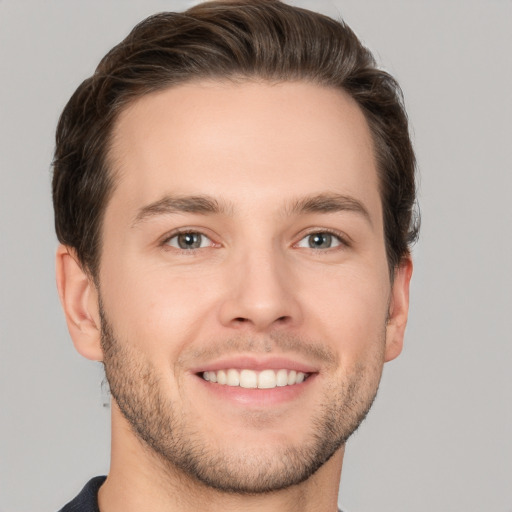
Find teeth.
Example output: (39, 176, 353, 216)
(201, 369, 308, 388)
(258, 369, 276, 389)
(217, 370, 227, 385)
(276, 369, 288, 387)
(240, 369, 258, 389)
(227, 369, 240, 386)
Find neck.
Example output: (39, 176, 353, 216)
(98, 404, 344, 512)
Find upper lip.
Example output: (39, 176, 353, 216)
(189, 355, 320, 375)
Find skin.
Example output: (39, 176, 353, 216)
(56, 80, 412, 512)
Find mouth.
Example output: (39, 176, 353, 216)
(199, 368, 310, 389)
(190, 356, 319, 406)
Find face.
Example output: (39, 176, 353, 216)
(90, 81, 409, 493)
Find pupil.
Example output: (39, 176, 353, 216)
(309, 233, 331, 248)
(178, 233, 201, 249)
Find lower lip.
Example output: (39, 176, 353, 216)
(195, 373, 317, 407)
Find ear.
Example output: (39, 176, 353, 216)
(56, 245, 103, 361)
(384, 257, 413, 362)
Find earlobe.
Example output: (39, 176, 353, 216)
(384, 257, 413, 362)
(56, 245, 103, 361)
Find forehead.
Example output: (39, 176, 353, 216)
(107, 80, 380, 221)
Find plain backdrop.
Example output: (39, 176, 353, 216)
(1, 1, 511, 511)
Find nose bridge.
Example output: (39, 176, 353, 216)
(219, 241, 301, 331)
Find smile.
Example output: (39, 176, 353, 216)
(201, 369, 310, 389)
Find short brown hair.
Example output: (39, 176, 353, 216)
(52, 0, 419, 278)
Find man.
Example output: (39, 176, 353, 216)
(53, 1, 417, 511)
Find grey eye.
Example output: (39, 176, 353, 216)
(167, 232, 211, 250)
(296, 232, 342, 249)
(308, 233, 332, 248)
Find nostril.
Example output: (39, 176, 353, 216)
(234, 316, 288, 324)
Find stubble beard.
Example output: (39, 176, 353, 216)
(100, 306, 384, 495)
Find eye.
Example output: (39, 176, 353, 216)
(296, 232, 344, 249)
(165, 232, 213, 250)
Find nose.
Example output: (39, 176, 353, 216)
(218, 248, 303, 332)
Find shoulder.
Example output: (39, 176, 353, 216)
(58, 476, 106, 512)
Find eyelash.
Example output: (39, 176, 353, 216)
(160, 228, 350, 253)
(294, 229, 350, 251)
(161, 229, 217, 253)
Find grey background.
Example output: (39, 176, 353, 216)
(1, 1, 511, 511)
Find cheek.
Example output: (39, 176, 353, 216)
(305, 266, 390, 359)
(99, 259, 222, 360)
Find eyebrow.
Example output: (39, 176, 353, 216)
(285, 193, 372, 226)
(132, 192, 372, 227)
(132, 195, 232, 227)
